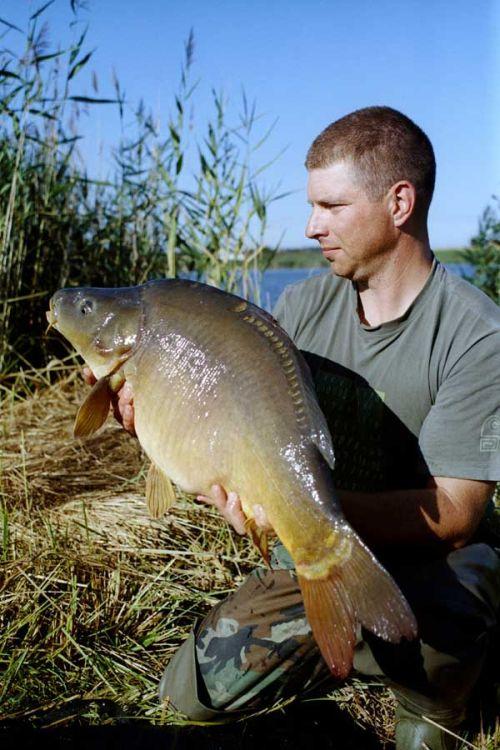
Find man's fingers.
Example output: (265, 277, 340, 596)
(226, 491, 246, 535)
(196, 484, 226, 510)
(196, 485, 246, 535)
(120, 382, 134, 403)
(82, 366, 96, 386)
(211, 484, 227, 504)
(196, 493, 217, 507)
(107, 380, 136, 436)
(253, 503, 273, 532)
(121, 404, 136, 436)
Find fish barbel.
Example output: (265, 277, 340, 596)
(47, 279, 417, 677)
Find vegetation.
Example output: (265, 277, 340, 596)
(263, 247, 327, 268)
(264, 247, 470, 269)
(1, 373, 498, 748)
(463, 199, 500, 303)
(0, 5, 280, 376)
(0, 3, 498, 748)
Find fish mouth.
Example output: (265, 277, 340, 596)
(45, 304, 57, 334)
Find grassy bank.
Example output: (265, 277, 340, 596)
(0, 371, 394, 744)
(1, 6, 498, 747)
(265, 247, 469, 269)
(0, 371, 498, 749)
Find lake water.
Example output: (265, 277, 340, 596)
(260, 263, 473, 311)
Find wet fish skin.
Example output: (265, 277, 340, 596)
(47, 279, 417, 678)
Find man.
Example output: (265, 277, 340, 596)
(97, 107, 500, 749)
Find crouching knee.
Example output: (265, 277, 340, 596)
(158, 630, 236, 721)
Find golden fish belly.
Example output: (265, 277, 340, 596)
(124, 313, 311, 498)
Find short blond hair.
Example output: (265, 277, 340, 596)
(306, 106, 436, 214)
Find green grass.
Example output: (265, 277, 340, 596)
(434, 248, 469, 263)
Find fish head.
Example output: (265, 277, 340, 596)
(47, 286, 142, 377)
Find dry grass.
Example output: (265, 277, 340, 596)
(0, 371, 498, 748)
(0, 370, 261, 728)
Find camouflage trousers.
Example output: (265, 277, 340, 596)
(159, 542, 500, 726)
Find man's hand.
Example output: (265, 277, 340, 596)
(82, 366, 136, 436)
(197, 484, 272, 536)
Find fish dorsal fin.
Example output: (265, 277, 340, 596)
(301, 375, 336, 471)
(283, 347, 336, 471)
(238, 304, 335, 471)
(74, 376, 112, 438)
(146, 462, 177, 519)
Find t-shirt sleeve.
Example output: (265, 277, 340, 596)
(272, 286, 296, 339)
(419, 332, 500, 481)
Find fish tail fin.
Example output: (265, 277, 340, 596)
(298, 571, 356, 679)
(298, 535, 417, 679)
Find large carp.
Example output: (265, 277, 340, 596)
(47, 279, 417, 677)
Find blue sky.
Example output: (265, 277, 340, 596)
(3, 0, 499, 249)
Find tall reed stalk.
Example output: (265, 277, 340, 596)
(0, 5, 281, 377)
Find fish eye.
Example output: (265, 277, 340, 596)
(80, 299, 94, 316)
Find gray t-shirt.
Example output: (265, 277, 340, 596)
(273, 258, 500, 493)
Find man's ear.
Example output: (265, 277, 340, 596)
(389, 181, 417, 227)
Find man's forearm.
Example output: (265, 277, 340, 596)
(337, 485, 481, 552)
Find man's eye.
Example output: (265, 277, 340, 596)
(319, 202, 343, 210)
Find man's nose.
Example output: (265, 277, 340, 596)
(305, 208, 327, 239)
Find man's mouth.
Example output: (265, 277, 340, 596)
(321, 247, 341, 257)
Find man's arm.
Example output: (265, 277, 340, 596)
(337, 476, 495, 551)
(199, 477, 495, 552)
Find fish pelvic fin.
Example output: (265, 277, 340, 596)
(297, 534, 417, 680)
(146, 462, 177, 519)
(74, 376, 112, 438)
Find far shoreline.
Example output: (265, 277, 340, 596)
(265, 247, 468, 269)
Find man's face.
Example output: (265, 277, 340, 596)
(305, 161, 397, 282)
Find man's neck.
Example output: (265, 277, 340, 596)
(356, 237, 434, 327)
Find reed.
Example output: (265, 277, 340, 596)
(0, 7, 280, 376)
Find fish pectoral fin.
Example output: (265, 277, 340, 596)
(245, 517, 271, 568)
(74, 376, 112, 438)
(146, 462, 177, 519)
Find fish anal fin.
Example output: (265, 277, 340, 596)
(297, 534, 417, 679)
(74, 377, 112, 438)
(146, 462, 177, 519)
(245, 517, 271, 568)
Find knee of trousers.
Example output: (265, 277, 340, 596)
(387, 631, 491, 727)
(158, 630, 242, 722)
